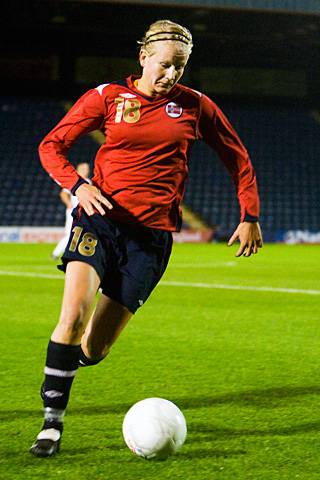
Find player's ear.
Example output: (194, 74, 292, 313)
(139, 49, 148, 68)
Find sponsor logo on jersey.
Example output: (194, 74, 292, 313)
(165, 102, 183, 118)
(119, 93, 137, 98)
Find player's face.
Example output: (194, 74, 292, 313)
(139, 42, 189, 96)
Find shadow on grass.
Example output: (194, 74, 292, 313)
(1, 447, 243, 466)
(120, 447, 246, 462)
(3, 383, 320, 465)
(3, 384, 320, 421)
(173, 384, 320, 410)
(188, 420, 320, 439)
(177, 448, 247, 459)
(2, 447, 93, 460)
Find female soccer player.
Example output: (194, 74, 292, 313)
(30, 19, 263, 457)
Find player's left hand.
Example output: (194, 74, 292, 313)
(228, 222, 263, 257)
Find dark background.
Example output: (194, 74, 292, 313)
(1, 1, 319, 237)
(2, 0, 320, 104)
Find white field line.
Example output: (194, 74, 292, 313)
(0, 270, 319, 296)
(0, 270, 62, 280)
(170, 261, 237, 268)
(160, 281, 320, 295)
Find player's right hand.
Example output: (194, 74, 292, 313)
(228, 221, 263, 257)
(75, 184, 113, 216)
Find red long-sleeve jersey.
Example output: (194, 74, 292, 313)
(39, 74, 260, 231)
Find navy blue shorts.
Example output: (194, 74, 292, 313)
(58, 210, 173, 313)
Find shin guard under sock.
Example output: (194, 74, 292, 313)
(42, 340, 81, 411)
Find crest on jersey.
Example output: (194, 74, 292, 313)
(165, 102, 183, 118)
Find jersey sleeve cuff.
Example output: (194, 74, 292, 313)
(70, 178, 89, 195)
(243, 212, 259, 222)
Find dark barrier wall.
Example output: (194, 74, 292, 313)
(106, 0, 320, 14)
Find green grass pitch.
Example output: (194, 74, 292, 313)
(0, 242, 319, 480)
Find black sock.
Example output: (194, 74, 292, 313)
(78, 347, 103, 367)
(42, 340, 81, 411)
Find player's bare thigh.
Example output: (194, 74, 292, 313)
(51, 261, 101, 345)
(81, 294, 133, 361)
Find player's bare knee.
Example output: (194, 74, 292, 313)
(58, 307, 89, 340)
(61, 298, 91, 323)
(58, 318, 85, 342)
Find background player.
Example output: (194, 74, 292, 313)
(30, 19, 262, 457)
(52, 162, 91, 260)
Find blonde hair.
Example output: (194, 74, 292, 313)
(138, 19, 193, 55)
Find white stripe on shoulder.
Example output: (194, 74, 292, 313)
(95, 83, 110, 95)
(191, 88, 202, 97)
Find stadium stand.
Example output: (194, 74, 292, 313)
(0, 97, 98, 227)
(184, 102, 320, 240)
(1, 97, 319, 240)
(119, 0, 320, 14)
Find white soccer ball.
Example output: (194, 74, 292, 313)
(122, 397, 187, 460)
